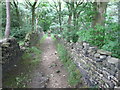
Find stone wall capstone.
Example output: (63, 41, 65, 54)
(56, 37, 120, 88)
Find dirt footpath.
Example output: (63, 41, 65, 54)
(29, 37, 70, 88)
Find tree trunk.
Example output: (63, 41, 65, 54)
(31, 0, 37, 31)
(118, 1, 120, 24)
(73, 11, 77, 30)
(72, 2, 78, 30)
(36, 18, 38, 31)
(5, 0, 10, 38)
(58, 1, 62, 32)
(32, 7, 35, 30)
(67, 3, 72, 31)
(13, 0, 20, 28)
(92, 2, 108, 27)
(68, 14, 72, 25)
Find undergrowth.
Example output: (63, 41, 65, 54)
(22, 46, 41, 67)
(3, 40, 42, 88)
(77, 24, 120, 59)
(51, 34, 56, 41)
(40, 34, 48, 43)
(57, 43, 82, 87)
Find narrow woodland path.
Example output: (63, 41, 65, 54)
(29, 37, 70, 88)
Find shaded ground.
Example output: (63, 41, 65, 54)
(2, 43, 42, 88)
(3, 36, 71, 88)
(29, 37, 70, 88)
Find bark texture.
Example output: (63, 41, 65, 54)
(5, 0, 11, 38)
(13, 0, 20, 28)
(58, 1, 62, 31)
(32, 0, 37, 30)
(25, 0, 38, 31)
(92, 2, 108, 27)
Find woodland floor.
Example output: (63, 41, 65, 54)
(28, 37, 70, 88)
(3, 36, 71, 88)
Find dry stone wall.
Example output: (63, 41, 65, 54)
(24, 31, 43, 47)
(0, 31, 43, 73)
(57, 37, 120, 88)
(0, 38, 22, 73)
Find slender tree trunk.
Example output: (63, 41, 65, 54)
(76, 13, 79, 30)
(36, 18, 38, 31)
(72, 2, 77, 30)
(5, 0, 10, 38)
(13, 0, 20, 28)
(73, 11, 77, 30)
(68, 14, 72, 25)
(31, 0, 37, 31)
(117, 3, 120, 84)
(58, 1, 62, 32)
(32, 7, 35, 30)
(118, 1, 120, 24)
(67, 3, 72, 31)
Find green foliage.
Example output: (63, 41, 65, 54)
(40, 34, 48, 43)
(23, 46, 41, 66)
(38, 2, 53, 32)
(78, 23, 120, 58)
(102, 41, 120, 58)
(39, 18, 52, 32)
(18, 41, 24, 46)
(57, 43, 82, 86)
(15, 74, 29, 88)
(11, 25, 32, 41)
(2, 2, 23, 28)
(50, 23, 60, 34)
(90, 25, 105, 48)
(62, 26, 79, 43)
(2, 2, 31, 40)
(78, 25, 105, 48)
(60, 2, 95, 43)
(67, 31, 79, 43)
(51, 34, 57, 41)
(27, 47, 41, 54)
(102, 23, 120, 58)
(3, 73, 29, 88)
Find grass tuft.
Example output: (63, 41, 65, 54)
(40, 34, 48, 43)
(51, 34, 56, 41)
(57, 43, 82, 86)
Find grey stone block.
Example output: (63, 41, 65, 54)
(97, 49, 112, 55)
(107, 57, 119, 64)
